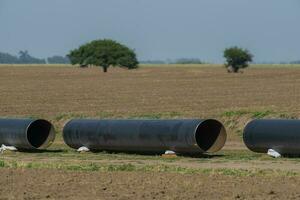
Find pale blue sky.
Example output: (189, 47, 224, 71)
(0, 0, 299, 63)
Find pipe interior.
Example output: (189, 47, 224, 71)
(195, 119, 226, 153)
(27, 120, 54, 149)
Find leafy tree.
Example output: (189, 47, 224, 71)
(68, 39, 138, 72)
(47, 55, 70, 64)
(223, 47, 253, 73)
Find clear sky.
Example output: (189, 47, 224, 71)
(0, 0, 299, 63)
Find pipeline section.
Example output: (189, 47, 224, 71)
(63, 119, 227, 154)
(243, 119, 300, 155)
(0, 118, 55, 150)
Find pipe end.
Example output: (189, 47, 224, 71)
(195, 119, 227, 153)
(26, 119, 55, 149)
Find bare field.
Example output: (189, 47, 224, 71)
(1, 168, 300, 200)
(0, 65, 300, 118)
(0, 64, 300, 141)
(1, 64, 300, 199)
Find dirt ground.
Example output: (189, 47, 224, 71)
(0, 168, 299, 200)
(0, 65, 299, 120)
(1, 65, 300, 199)
(1, 65, 300, 141)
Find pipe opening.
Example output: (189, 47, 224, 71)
(195, 119, 226, 153)
(26, 120, 55, 149)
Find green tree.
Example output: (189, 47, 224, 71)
(68, 39, 139, 72)
(223, 47, 253, 73)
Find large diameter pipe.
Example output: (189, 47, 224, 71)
(63, 119, 227, 154)
(0, 118, 55, 150)
(243, 119, 300, 155)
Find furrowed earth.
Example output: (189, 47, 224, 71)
(0, 64, 300, 199)
(1, 168, 300, 200)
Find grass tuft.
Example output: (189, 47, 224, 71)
(0, 160, 5, 168)
(222, 110, 249, 117)
(251, 110, 274, 119)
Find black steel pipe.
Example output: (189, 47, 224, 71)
(0, 118, 55, 150)
(63, 119, 227, 154)
(243, 119, 300, 155)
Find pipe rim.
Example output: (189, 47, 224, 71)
(194, 119, 227, 153)
(25, 119, 55, 149)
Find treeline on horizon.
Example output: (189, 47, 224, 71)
(140, 59, 300, 65)
(0, 51, 70, 64)
(0, 50, 299, 65)
(140, 58, 204, 64)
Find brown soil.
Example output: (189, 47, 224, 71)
(1, 65, 300, 199)
(0, 65, 299, 118)
(1, 168, 300, 200)
(0, 65, 300, 142)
